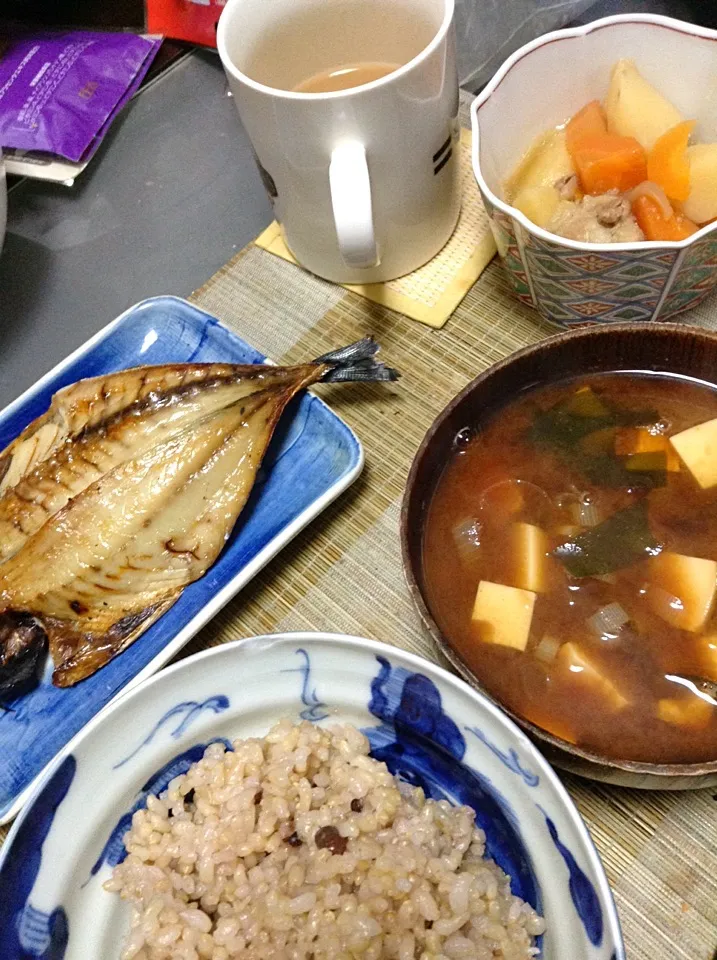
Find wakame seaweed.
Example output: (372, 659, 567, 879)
(553, 499, 660, 578)
(579, 452, 666, 490)
(527, 390, 662, 489)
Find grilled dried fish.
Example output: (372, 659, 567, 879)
(0, 339, 397, 692)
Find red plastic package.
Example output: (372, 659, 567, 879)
(146, 0, 227, 48)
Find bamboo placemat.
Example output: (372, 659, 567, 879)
(183, 250, 717, 960)
(3, 94, 717, 960)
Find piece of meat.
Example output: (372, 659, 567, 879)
(547, 191, 644, 244)
(554, 174, 579, 201)
(593, 194, 632, 228)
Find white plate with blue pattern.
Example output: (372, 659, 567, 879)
(0, 297, 363, 824)
(0, 632, 625, 959)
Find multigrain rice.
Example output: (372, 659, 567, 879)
(106, 719, 545, 959)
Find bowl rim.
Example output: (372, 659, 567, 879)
(470, 13, 717, 254)
(400, 321, 717, 779)
(0, 630, 627, 960)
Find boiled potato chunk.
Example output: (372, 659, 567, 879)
(605, 59, 683, 151)
(669, 417, 717, 488)
(557, 642, 630, 710)
(647, 552, 717, 632)
(508, 522, 550, 593)
(512, 185, 561, 228)
(472, 581, 536, 651)
(681, 144, 717, 224)
(657, 696, 712, 729)
(506, 129, 574, 198)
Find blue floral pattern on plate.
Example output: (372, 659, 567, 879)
(0, 297, 362, 823)
(364, 656, 541, 914)
(541, 808, 604, 947)
(466, 725, 540, 788)
(0, 755, 75, 959)
(113, 696, 230, 769)
(0, 633, 626, 959)
(281, 648, 329, 721)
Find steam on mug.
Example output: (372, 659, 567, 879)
(217, 0, 461, 285)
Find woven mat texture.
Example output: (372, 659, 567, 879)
(184, 244, 717, 960)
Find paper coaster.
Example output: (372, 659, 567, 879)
(254, 129, 497, 329)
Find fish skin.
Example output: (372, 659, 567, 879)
(0, 362, 327, 687)
(0, 613, 47, 699)
(0, 338, 398, 691)
(0, 363, 321, 564)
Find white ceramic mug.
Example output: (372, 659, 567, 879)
(217, 0, 460, 284)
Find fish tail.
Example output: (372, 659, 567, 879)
(313, 338, 400, 383)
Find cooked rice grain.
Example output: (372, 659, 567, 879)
(106, 720, 545, 959)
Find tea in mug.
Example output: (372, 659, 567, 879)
(293, 61, 401, 93)
(243, 0, 437, 93)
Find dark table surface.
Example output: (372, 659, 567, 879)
(1, 0, 716, 411)
(0, 50, 273, 409)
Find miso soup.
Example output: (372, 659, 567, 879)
(423, 372, 717, 764)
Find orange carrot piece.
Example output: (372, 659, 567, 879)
(570, 132, 647, 194)
(674, 211, 700, 237)
(632, 194, 698, 241)
(614, 428, 681, 470)
(647, 120, 696, 204)
(566, 100, 607, 154)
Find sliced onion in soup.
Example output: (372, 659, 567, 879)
(587, 602, 630, 639)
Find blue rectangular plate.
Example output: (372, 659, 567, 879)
(0, 296, 363, 822)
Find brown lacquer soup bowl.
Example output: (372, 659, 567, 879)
(402, 323, 717, 789)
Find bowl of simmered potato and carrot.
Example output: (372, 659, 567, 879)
(471, 14, 717, 326)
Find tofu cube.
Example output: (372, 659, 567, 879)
(647, 552, 717, 632)
(615, 428, 680, 471)
(556, 642, 630, 710)
(697, 635, 717, 683)
(472, 581, 536, 651)
(657, 696, 713, 730)
(509, 522, 550, 593)
(669, 417, 717, 488)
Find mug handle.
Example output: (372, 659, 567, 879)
(329, 142, 380, 269)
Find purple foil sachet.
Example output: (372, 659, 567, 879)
(0, 31, 161, 163)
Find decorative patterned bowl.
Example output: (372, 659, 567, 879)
(0, 633, 625, 960)
(401, 322, 717, 790)
(471, 14, 717, 327)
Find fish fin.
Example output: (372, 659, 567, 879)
(0, 418, 66, 495)
(48, 595, 179, 688)
(313, 338, 400, 383)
